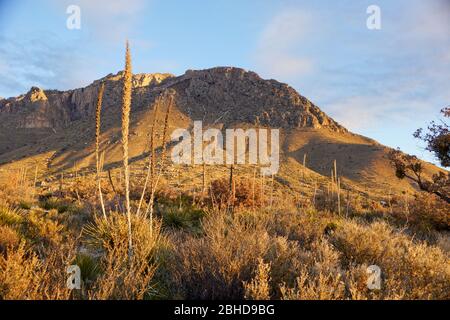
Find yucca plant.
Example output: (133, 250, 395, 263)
(95, 82, 107, 219)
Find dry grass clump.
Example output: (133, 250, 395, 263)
(264, 209, 336, 248)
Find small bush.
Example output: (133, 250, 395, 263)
(0, 225, 21, 253)
(209, 178, 262, 208)
(39, 197, 71, 213)
(244, 258, 271, 300)
(159, 204, 205, 232)
(404, 193, 450, 231)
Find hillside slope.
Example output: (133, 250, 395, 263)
(0, 67, 444, 195)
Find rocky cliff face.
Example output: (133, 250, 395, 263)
(159, 67, 345, 131)
(0, 67, 345, 132)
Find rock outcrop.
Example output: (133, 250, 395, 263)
(0, 67, 345, 132)
(25, 87, 48, 102)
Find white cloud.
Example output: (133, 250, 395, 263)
(257, 52, 313, 79)
(325, 94, 427, 131)
(0, 33, 98, 96)
(255, 9, 314, 80)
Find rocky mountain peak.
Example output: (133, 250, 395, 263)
(160, 67, 346, 132)
(25, 86, 48, 103)
(0, 67, 345, 133)
(95, 71, 174, 88)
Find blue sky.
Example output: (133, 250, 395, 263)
(0, 0, 449, 164)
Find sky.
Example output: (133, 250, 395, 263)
(0, 0, 449, 164)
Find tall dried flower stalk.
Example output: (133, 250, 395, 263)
(107, 169, 117, 194)
(145, 94, 174, 224)
(269, 174, 274, 208)
(95, 82, 107, 219)
(227, 164, 236, 213)
(252, 165, 256, 210)
(337, 177, 341, 215)
(202, 162, 206, 195)
(136, 97, 161, 216)
(32, 163, 38, 199)
(303, 153, 307, 179)
(122, 41, 133, 254)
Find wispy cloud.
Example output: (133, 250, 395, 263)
(0, 33, 97, 97)
(317, 0, 450, 132)
(255, 8, 314, 80)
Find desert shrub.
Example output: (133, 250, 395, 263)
(0, 244, 41, 299)
(276, 238, 348, 300)
(0, 242, 75, 300)
(163, 209, 339, 299)
(0, 225, 21, 253)
(435, 233, 450, 253)
(403, 193, 450, 231)
(166, 211, 271, 299)
(330, 220, 450, 299)
(209, 178, 262, 208)
(264, 209, 337, 248)
(23, 209, 64, 246)
(243, 258, 271, 300)
(39, 197, 72, 213)
(280, 270, 346, 300)
(84, 212, 160, 299)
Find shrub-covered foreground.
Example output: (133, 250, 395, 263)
(0, 185, 449, 300)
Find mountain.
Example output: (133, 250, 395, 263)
(0, 67, 444, 196)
